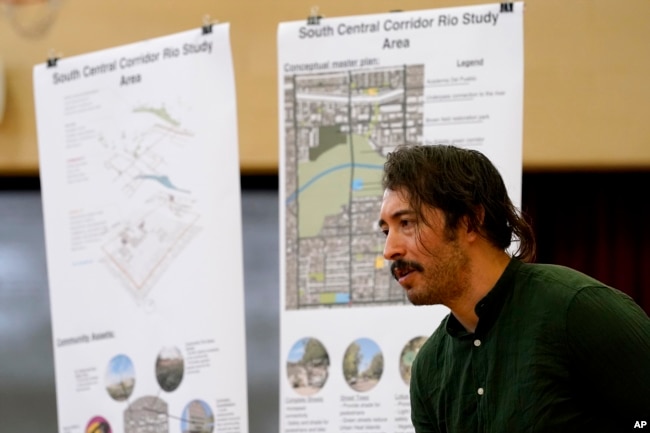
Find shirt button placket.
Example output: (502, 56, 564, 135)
(475, 339, 484, 397)
(473, 338, 486, 431)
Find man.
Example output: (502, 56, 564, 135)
(378, 144, 650, 432)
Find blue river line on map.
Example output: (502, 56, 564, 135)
(286, 162, 384, 204)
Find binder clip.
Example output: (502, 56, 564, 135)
(307, 6, 321, 25)
(500, 3, 514, 12)
(46, 49, 59, 68)
(202, 15, 215, 34)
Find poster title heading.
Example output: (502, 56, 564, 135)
(50, 40, 213, 86)
(297, 11, 501, 39)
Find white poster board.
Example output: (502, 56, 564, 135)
(278, 3, 523, 432)
(34, 24, 248, 433)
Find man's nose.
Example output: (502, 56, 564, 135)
(383, 231, 405, 261)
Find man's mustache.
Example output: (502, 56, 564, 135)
(390, 259, 424, 280)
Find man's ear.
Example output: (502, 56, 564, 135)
(465, 205, 485, 235)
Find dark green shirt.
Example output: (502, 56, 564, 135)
(410, 259, 650, 433)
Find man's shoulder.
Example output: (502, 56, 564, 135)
(510, 262, 644, 319)
(515, 261, 608, 294)
(501, 261, 621, 317)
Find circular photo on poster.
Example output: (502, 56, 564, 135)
(342, 337, 383, 393)
(86, 416, 111, 433)
(155, 346, 184, 392)
(286, 337, 330, 396)
(105, 354, 136, 401)
(126, 396, 168, 432)
(181, 399, 215, 433)
(399, 336, 428, 385)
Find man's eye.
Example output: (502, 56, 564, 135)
(400, 219, 412, 228)
(381, 229, 389, 237)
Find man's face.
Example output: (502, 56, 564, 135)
(378, 188, 469, 306)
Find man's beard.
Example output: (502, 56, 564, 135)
(392, 241, 470, 307)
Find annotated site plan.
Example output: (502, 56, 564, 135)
(100, 104, 200, 300)
(284, 65, 424, 310)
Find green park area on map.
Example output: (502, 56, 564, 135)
(297, 128, 385, 238)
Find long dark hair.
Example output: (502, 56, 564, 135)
(381, 145, 536, 262)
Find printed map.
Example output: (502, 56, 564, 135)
(284, 65, 425, 309)
(99, 105, 200, 299)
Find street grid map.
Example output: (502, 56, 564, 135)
(284, 65, 425, 310)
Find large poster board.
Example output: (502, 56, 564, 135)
(278, 3, 523, 432)
(34, 24, 248, 433)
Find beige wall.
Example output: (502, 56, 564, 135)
(0, 0, 648, 175)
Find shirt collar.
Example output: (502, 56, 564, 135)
(445, 258, 522, 338)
